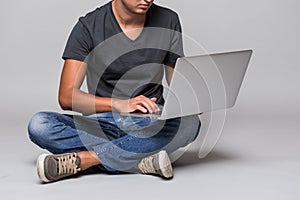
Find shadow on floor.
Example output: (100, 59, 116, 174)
(173, 150, 237, 169)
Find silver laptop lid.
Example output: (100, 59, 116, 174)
(160, 49, 252, 119)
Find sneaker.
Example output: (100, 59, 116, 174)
(138, 150, 173, 179)
(36, 153, 81, 183)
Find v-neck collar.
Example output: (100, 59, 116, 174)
(108, 1, 151, 43)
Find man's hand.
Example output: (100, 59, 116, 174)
(112, 95, 160, 113)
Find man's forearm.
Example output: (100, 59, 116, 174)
(59, 89, 113, 115)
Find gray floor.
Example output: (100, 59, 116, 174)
(1, 111, 299, 200)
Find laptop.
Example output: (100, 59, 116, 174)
(121, 49, 253, 120)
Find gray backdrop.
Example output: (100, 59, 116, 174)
(0, 0, 299, 199)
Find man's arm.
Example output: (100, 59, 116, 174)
(164, 64, 175, 86)
(58, 59, 112, 114)
(58, 59, 160, 115)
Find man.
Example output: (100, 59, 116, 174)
(28, 0, 201, 183)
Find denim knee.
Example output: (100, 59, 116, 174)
(192, 119, 201, 142)
(181, 115, 201, 143)
(27, 111, 51, 145)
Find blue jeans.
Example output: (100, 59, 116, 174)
(28, 111, 201, 172)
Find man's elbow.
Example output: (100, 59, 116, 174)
(58, 94, 72, 110)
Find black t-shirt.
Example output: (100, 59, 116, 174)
(62, 1, 183, 105)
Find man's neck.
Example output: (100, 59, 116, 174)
(112, 0, 146, 28)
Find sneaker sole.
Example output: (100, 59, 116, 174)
(158, 151, 173, 179)
(36, 154, 51, 183)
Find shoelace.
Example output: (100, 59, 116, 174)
(138, 155, 156, 174)
(57, 153, 81, 176)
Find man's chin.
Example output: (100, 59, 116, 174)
(134, 5, 152, 14)
(134, 9, 149, 14)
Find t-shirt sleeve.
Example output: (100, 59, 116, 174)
(62, 20, 93, 62)
(163, 18, 184, 66)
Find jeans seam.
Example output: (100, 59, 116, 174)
(97, 136, 134, 154)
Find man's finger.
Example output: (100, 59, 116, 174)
(134, 96, 159, 113)
(150, 97, 160, 112)
(139, 100, 154, 113)
(150, 97, 157, 102)
(136, 105, 148, 113)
